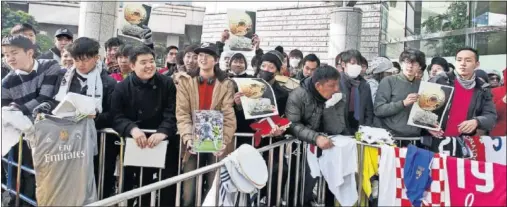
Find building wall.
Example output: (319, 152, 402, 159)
(200, 3, 383, 65)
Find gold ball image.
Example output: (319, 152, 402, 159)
(124, 4, 147, 25)
(418, 87, 446, 111)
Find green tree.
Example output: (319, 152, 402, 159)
(421, 1, 468, 56)
(37, 34, 54, 53)
(1, 2, 39, 37)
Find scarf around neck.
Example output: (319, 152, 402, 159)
(55, 61, 104, 113)
(454, 69, 476, 90)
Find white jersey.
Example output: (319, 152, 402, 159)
(306, 136, 358, 206)
(26, 115, 98, 206)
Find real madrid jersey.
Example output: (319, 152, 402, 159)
(26, 115, 98, 206)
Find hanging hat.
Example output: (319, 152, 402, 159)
(224, 144, 268, 193)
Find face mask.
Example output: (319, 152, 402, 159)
(346, 64, 362, 78)
(258, 70, 275, 82)
(289, 59, 300, 68)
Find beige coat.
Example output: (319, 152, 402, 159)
(176, 73, 237, 159)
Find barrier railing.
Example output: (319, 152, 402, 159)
(1, 135, 37, 206)
(86, 138, 299, 206)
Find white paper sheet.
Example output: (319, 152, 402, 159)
(124, 138, 167, 169)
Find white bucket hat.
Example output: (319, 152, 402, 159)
(225, 144, 268, 193)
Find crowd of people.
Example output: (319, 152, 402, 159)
(1, 23, 505, 207)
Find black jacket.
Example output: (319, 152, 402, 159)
(38, 47, 61, 61)
(286, 77, 344, 144)
(46, 69, 117, 129)
(431, 72, 497, 134)
(111, 72, 177, 140)
(339, 75, 374, 134)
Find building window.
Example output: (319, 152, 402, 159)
(381, 1, 406, 41)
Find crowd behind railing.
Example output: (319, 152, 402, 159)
(1, 22, 506, 207)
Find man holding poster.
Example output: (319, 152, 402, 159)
(429, 47, 497, 137)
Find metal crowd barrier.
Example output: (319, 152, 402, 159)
(86, 138, 299, 206)
(1, 135, 37, 206)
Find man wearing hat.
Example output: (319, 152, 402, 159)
(38, 28, 73, 62)
(176, 42, 236, 206)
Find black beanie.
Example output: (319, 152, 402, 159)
(429, 57, 449, 72)
(261, 51, 283, 71)
(275, 46, 284, 54)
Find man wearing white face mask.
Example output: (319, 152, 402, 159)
(289, 49, 303, 77)
(338, 50, 374, 134)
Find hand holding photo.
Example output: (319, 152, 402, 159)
(233, 78, 279, 120)
(407, 82, 454, 131)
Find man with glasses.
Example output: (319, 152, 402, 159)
(159, 45, 178, 76)
(374, 49, 427, 141)
(176, 42, 236, 206)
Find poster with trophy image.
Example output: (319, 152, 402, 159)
(118, 3, 152, 41)
(407, 81, 454, 131)
(233, 78, 278, 120)
(226, 9, 256, 51)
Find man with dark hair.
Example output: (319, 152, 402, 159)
(295, 53, 320, 80)
(428, 47, 496, 138)
(1, 34, 61, 204)
(488, 72, 501, 88)
(335, 51, 345, 72)
(177, 42, 236, 206)
(110, 44, 133, 82)
(172, 44, 199, 84)
(38, 28, 73, 62)
(10, 23, 37, 44)
(339, 49, 374, 134)
(103, 37, 124, 74)
(286, 65, 343, 206)
(374, 49, 426, 139)
(111, 44, 178, 206)
(159, 45, 178, 76)
(33, 36, 119, 198)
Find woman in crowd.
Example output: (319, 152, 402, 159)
(60, 46, 74, 71)
(366, 56, 398, 103)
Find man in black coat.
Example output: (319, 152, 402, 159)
(111, 45, 177, 206)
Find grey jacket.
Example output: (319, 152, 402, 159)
(430, 72, 497, 134)
(373, 73, 422, 137)
(286, 78, 346, 144)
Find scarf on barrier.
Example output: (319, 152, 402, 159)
(55, 61, 103, 113)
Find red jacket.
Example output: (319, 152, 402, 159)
(490, 69, 506, 136)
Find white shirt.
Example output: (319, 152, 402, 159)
(320, 136, 358, 206)
(15, 60, 38, 75)
(377, 145, 397, 206)
(482, 136, 506, 165)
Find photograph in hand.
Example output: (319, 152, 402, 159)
(407, 81, 454, 131)
(192, 110, 224, 153)
(118, 3, 152, 41)
(226, 9, 256, 51)
(233, 78, 279, 120)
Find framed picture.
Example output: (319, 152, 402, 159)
(233, 78, 279, 120)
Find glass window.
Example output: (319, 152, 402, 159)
(472, 1, 507, 28)
(384, 43, 405, 60)
(405, 35, 467, 57)
(475, 32, 506, 56)
(382, 1, 407, 41)
(420, 1, 469, 34)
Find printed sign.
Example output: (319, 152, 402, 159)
(226, 9, 256, 51)
(407, 81, 454, 131)
(233, 78, 279, 120)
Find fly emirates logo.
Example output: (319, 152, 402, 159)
(43, 129, 86, 163)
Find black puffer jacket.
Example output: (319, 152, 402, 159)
(285, 77, 346, 144)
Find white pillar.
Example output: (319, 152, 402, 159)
(78, 2, 119, 57)
(166, 35, 179, 47)
(327, 7, 363, 66)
